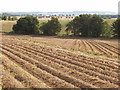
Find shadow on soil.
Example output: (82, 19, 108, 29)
(2, 32, 119, 40)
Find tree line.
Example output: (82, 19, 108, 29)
(66, 14, 115, 37)
(12, 15, 119, 38)
(1, 16, 17, 20)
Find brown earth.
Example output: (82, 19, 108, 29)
(1, 34, 120, 88)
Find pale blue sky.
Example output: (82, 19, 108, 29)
(0, 0, 119, 12)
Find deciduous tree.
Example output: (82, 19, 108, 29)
(13, 15, 39, 34)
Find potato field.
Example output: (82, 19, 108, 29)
(0, 33, 119, 88)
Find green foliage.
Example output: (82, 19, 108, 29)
(6, 16, 17, 21)
(66, 16, 82, 36)
(40, 22, 48, 35)
(101, 21, 113, 37)
(89, 15, 104, 37)
(78, 14, 91, 36)
(13, 15, 39, 34)
(11, 16, 17, 21)
(66, 21, 74, 35)
(8, 16, 11, 20)
(112, 18, 120, 37)
(2, 16, 7, 20)
(40, 17, 61, 35)
(66, 14, 104, 37)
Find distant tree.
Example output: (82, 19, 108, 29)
(66, 21, 74, 35)
(112, 18, 120, 38)
(78, 14, 91, 37)
(66, 14, 68, 18)
(11, 16, 17, 21)
(13, 15, 39, 34)
(8, 16, 11, 20)
(72, 14, 75, 16)
(66, 14, 68, 16)
(40, 17, 61, 35)
(66, 14, 91, 36)
(66, 14, 104, 37)
(66, 16, 81, 36)
(40, 22, 49, 35)
(89, 14, 104, 37)
(2, 16, 7, 20)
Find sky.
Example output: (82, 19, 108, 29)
(0, 0, 119, 12)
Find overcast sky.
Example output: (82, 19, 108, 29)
(0, 0, 119, 12)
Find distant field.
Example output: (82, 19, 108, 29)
(1, 18, 116, 35)
(1, 21, 16, 33)
(104, 18, 116, 25)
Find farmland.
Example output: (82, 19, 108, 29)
(1, 33, 120, 88)
(0, 21, 16, 33)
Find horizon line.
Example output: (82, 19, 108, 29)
(0, 10, 118, 13)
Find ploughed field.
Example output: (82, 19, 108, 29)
(1, 34, 120, 88)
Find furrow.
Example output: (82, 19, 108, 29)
(5, 43, 119, 76)
(80, 40, 87, 51)
(2, 70, 26, 88)
(2, 43, 119, 85)
(95, 41, 119, 56)
(12, 39, 119, 70)
(1, 48, 77, 88)
(8, 43, 119, 79)
(2, 55, 50, 88)
(2, 44, 119, 88)
(97, 41, 119, 51)
(88, 41, 113, 57)
(1, 46, 98, 88)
